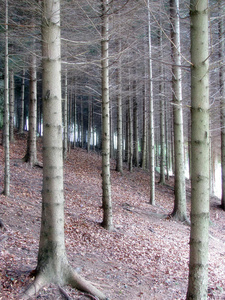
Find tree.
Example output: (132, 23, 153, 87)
(101, 0, 113, 231)
(23, 50, 38, 166)
(187, 0, 210, 298)
(116, 36, 123, 174)
(22, 1, 106, 299)
(159, 27, 166, 185)
(3, 0, 10, 196)
(170, 0, 188, 222)
(18, 68, 25, 134)
(147, 0, 155, 205)
(9, 70, 14, 142)
(219, 0, 225, 211)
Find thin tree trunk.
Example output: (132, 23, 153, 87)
(101, 0, 113, 231)
(63, 68, 68, 160)
(9, 70, 14, 143)
(147, 0, 155, 204)
(87, 95, 92, 153)
(170, 0, 187, 221)
(4, 0, 10, 196)
(187, 1, 210, 298)
(219, 1, 225, 210)
(116, 39, 123, 174)
(128, 64, 133, 172)
(24, 51, 38, 166)
(110, 100, 114, 158)
(19, 68, 25, 134)
(133, 70, 139, 168)
(159, 29, 165, 185)
(141, 68, 147, 169)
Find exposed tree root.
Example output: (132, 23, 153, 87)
(67, 268, 107, 299)
(21, 273, 46, 300)
(170, 212, 190, 226)
(20, 265, 108, 300)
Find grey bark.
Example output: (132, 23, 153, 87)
(170, 0, 187, 221)
(159, 29, 165, 185)
(116, 39, 123, 174)
(22, 1, 107, 299)
(24, 52, 38, 166)
(147, 0, 155, 204)
(219, 1, 225, 210)
(101, 0, 113, 231)
(63, 68, 68, 160)
(187, 1, 210, 299)
(9, 70, 14, 143)
(4, 0, 10, 196)
(19, 68, 25, 134)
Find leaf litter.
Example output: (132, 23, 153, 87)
(0, 133, 225, 299)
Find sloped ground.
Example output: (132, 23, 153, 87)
(0, 133, 225, 299)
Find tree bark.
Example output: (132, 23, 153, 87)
(219, 1, 225, 210)
(63, 68, 68, 160)
(170, 0, 187, 221)
(9, 70, 14, 143)
(19, 68, 25, 134)
(22, 1, 107, 299)
(4, 0, 10, 196)
(23, 51, 38, 166)
(101, 0, 113, 231)
(147, 0, 155, 205)
(116, 38, 123, 174)
(187, 0, 210, 299)
(159, 29, 166, 185)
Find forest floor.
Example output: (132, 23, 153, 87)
(0, 133, 225, 300)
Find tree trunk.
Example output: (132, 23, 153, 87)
(63, 68, 68, 160)
(133, 71, 139, 168)
(19, 68, 25, 134)
(4, 0, 10, 196)
(187, 1, 210, 299)
(110, 100, 114, 158)
(116, 39, 123, 174)
(22, 1, 107, 299)
(9, 70, 14, 143)
(219, 1, 225, 210)
(24, 52, 38, 166)
(147, 0, 155, 205)
(101, 0, 113, 231)
(141, 66, 147, 169)
(128, 67, 133, 172)
(87, 94, 93, 153)
(170, 0, 187, 221)
(159, 29, 165, 185)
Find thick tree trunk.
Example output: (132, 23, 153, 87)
(4, 0, 10, 196)
(101, 0, 113, 231)
(22, 1, 107, 299)
(170, 0, 187, 221)
(187, 1, 210, 299)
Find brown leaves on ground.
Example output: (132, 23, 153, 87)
(0, 133, 225, 299)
